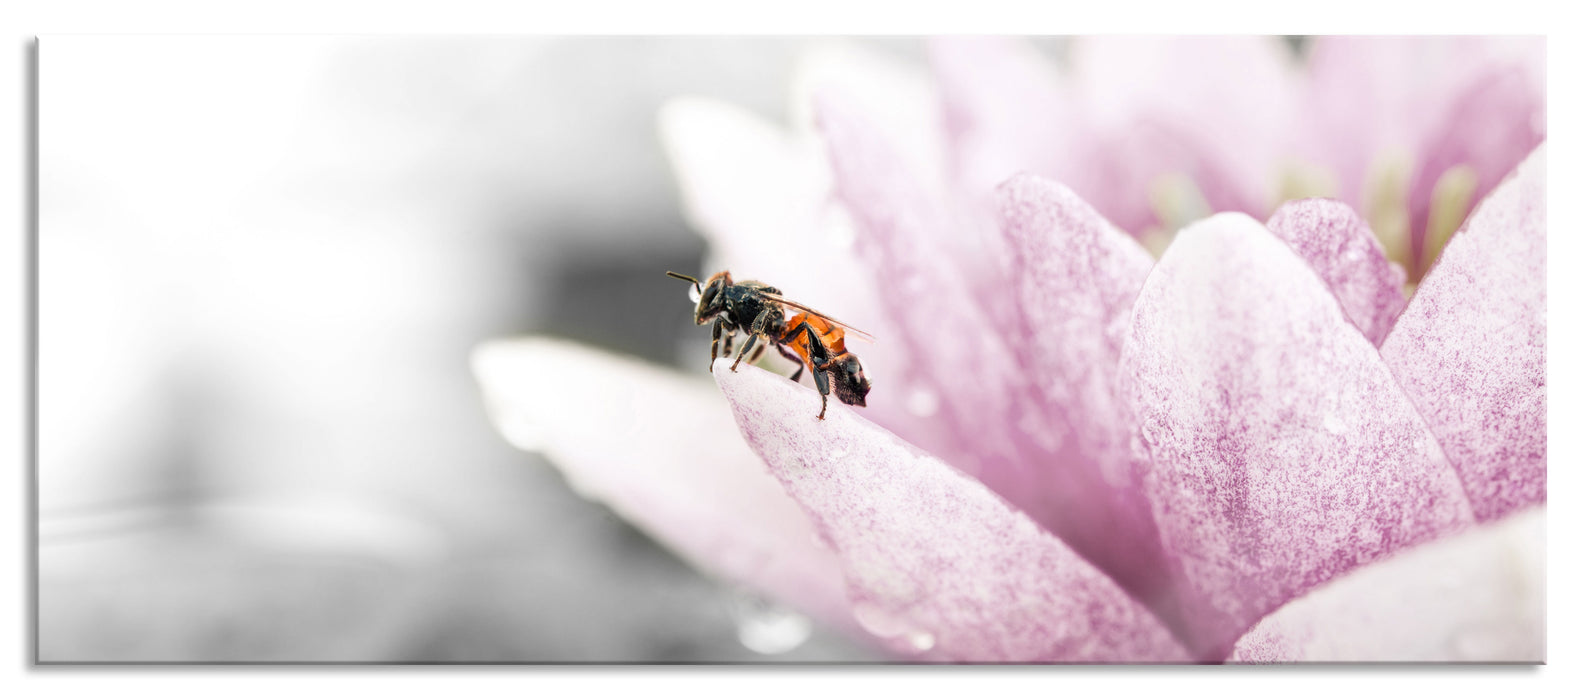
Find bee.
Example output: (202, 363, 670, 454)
(667, 270, 873, 420)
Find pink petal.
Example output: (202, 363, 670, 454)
(1067, 36, 1299, 230)
(1302, 36, 1487, 208)
(1118, 213, 1476, 656)
(1303, 36, 1545, 258)
(1265, 198, 1408, 346)
(926, 36, 1073, 209)
(993, 174, 1180, 629)
(814, 88, 1027, 481)
(1231, 506, 1544, 662)
(1380, 144, 1547, 522)
(471, 338, 854, 632)
(713, 359, 1190, 662)
(817, 91, 1179, 629)
(1406, 64, 1546, 271)
(789, 42, 948, 192)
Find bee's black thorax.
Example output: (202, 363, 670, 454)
(724, 281, 786, 335)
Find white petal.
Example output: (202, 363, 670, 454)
(1231, 507, 1544, 662)
(471, 337, 853, 629)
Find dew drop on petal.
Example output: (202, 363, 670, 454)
(729, 589, 813, 655)
(851, 601, 935, 653)
(797, 452, 818, 471)
(851, 601, 906, 636)
(905, 386, 939, 417)
(1323, 412, 1348, 435)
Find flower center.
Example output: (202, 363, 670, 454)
(1140, 155, 1478, 296)
(1422, 164, 1478, 280)
(1361, 147, 1414, 283)
(1362, 150, 1479, 289)
(1142, 173, 1211, 257)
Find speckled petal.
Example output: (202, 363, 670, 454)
(471, 338, 854, 632)
(714, 359, 1190, 662)
(1231, 506, 1544, 662)
(1381, 145, 1547, 522)
(1266, 198, 1407, 346)
(992, 174, 1178, 631)
(1118, 213, 1476, 656)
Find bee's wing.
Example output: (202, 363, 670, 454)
(760, 291, 876, 343)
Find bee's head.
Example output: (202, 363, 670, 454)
(829, 353, 872, 407)
(667, 270, 732, 324)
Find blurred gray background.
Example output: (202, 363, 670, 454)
(37, 36, 949, 663)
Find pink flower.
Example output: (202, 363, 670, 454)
(472, 39, 1545, 662)
(932, 36, 1544, 280)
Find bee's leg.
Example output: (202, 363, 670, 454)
(731, 308, 777, 372)
(774, 344, 805, 382)
(778, 320, 820, 383)
(782, 321, 833, 420)
(709, 319, 727, 372)
(811, 363, 831, 420)
(730, 333, 760, 372)
(722, 328, 735, 358)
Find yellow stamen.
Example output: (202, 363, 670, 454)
(1278, 160, 1338, 202)
(1421, 164, 1478, 277)
(1361, 147, 1413, 278)
(1138, 225, 1174, 259)
(1144, 172, 1210, 258)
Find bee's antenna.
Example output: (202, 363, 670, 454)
(665, 271, 702, 294)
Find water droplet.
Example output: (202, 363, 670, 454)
(1322, 412, 1347, 435)
(687, 283, 702, 304)
(729, 590, 812, 655)
(852, 601, 936, 654)
(905, 387, 939, 417)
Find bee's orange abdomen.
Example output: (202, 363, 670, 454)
(784, 312, 847, 366)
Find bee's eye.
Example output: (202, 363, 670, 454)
(699, 282, 720, 310)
